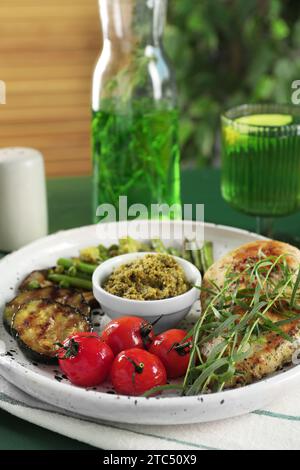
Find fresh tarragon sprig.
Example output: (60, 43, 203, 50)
(182, 253, 300, 396)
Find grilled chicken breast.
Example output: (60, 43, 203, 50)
(201, 240, 300, 386)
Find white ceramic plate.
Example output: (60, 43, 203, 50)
(0, 220, 299, 425)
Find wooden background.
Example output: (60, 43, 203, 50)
(0, 0, 101, 177)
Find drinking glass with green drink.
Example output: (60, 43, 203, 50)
(92, 0, 181, 221)
(221, 104, 300, 238)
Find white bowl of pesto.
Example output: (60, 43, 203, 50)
(92, 252, 201, 331)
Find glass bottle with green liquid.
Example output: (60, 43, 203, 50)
(92, 0, 181, 221)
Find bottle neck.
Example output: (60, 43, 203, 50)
(99, 0, 167, 51)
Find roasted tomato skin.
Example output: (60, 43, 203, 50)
(111, 348, 167, 396)
(148, 329, 192, 379)
(57, 332, 114, 387)
(101, 316, 154, 355)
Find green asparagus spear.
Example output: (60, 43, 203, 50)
(54, 264, 90, 280)
(66, 267, 93, 281)
(48, 273, 93, 290)
(57, 258, 97, 275)
(181, 240, 194, 264)
(190, 244, 203, 273)
(67, 266, 77, 277)
(200, 241, 214, 273)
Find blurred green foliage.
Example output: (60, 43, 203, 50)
(166, 0, 300, 166)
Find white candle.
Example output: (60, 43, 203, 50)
(0, 148, 48, 252)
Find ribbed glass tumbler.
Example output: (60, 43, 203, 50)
(221, 104, 300, 237)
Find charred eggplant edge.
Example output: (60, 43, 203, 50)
(11, 299, 92, 364)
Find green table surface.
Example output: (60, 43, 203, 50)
(1, 168, 300, 450)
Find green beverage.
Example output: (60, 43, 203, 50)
(92, 105, 181, 216)
(221, 107, 300, 217)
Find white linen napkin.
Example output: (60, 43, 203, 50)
(1, 374, 300, 450)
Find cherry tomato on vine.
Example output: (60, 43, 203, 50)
(148, 329, 192, 379)
(111, 348, 167, 396)
(101, 316, 155, 355)
(57, 332, 114, 387)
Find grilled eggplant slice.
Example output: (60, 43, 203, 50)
(81, 291, 99, 310)
(20, 269, 97, 309)
(3, 287, 90, 334)
(52, 288, 90, 318)
(3, 287, 54, 334)
(19, 270, 53, 291)
(12, 299, 91, 364)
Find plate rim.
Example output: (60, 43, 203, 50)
(0, 219, 266, 266)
